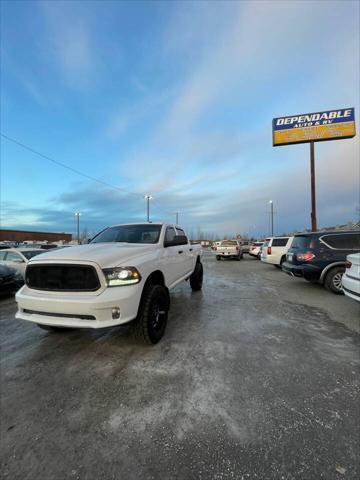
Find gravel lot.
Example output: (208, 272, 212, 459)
(1, 253, 359, 480)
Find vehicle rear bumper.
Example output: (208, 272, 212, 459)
(282, 262, 321, 281)
(261, 256, 278, 265)
(15, 283, 142, 329)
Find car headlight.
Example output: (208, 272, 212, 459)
(102, 267, 141, 287)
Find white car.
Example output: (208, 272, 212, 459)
(249, 242, 263, 259)
(15, 223, 203, 344)
(261, 236, 293, 268)
(342, 253, 360, 302)
(215, 240, 243, 261)
(0, 248, 45, 278)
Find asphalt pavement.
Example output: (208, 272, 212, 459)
(1, 253, 359, 480)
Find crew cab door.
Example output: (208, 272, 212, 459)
(175, 227, 194, 275)
(162, 227, 191, 286)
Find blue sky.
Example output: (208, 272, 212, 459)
(1, 0, 359, 239)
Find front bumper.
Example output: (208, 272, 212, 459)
(282, 262, 321, 282)
(15, 283, 143, 329)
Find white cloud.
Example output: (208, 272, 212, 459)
(39, 1, 97, 88)
(106, 88, 174, 138)
(113, 0, 359, 235)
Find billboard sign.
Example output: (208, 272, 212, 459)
(273, 108, 356, 146)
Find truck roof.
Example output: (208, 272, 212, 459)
(110, 222, 164, 227)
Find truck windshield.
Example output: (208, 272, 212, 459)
(91, 225, 162, 244)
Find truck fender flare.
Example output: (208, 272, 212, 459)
(137, 270, 170, 316)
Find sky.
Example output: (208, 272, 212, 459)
(1, 0, 359, 239)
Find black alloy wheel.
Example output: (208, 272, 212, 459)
(133, 284, 169, 344)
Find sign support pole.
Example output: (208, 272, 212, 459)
(310, 141, 317, 231)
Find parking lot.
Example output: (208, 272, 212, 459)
(1, 253, 359, 480)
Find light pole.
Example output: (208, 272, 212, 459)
(269, 200, 274, 236)
(175, 212, 179, 225)
(75, 212, 81, 244)
(145, 195, 152, 222)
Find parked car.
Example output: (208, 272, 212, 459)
(282, 230, 360, 294)
(240, 241, 250, 254)
(212, 241, 221, 250)
(215, 240, 243, 261)
(249, 242, 263, 259)
(15, 223, 203, 344)
(342, 253, 360, 302)
(261, 236, 293, 268)
(0, 242, 18, 249)
(0, 264, 24, 296)
(19, 243, 58, 250)
(0, 248, 45, 278)
(39, 244, 59, 250)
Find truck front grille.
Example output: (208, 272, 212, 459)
(26, 264, 101, 292)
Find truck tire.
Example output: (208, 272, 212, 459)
(190, 262, 203, 291)
(235, 254, 241, 261)
(216, 255, 221, 261)
(324, 267, 345, 295)
(133, 285, 169, 344)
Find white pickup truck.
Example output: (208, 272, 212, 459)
(215, 240, 243, 261)
(15, 223, 203, 344)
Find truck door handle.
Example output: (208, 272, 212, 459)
(189, 248, 193, 251)
(178, 250, 183, 254)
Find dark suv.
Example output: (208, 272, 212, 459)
(282, 230, 360, 294)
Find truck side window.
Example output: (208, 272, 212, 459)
(165, 227, 176, 243)
(176, 228, 188, 242)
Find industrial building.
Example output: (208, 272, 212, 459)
(0, 229, 72, 243)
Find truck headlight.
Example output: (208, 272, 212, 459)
(102, 267, 141, 287)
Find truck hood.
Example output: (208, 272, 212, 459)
(28, 243, 158, 268)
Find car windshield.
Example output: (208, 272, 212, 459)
(21, 250, 44, 260)
(91, 224, 162, 244)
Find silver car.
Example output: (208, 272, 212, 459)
(0, 248, 45, 278)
